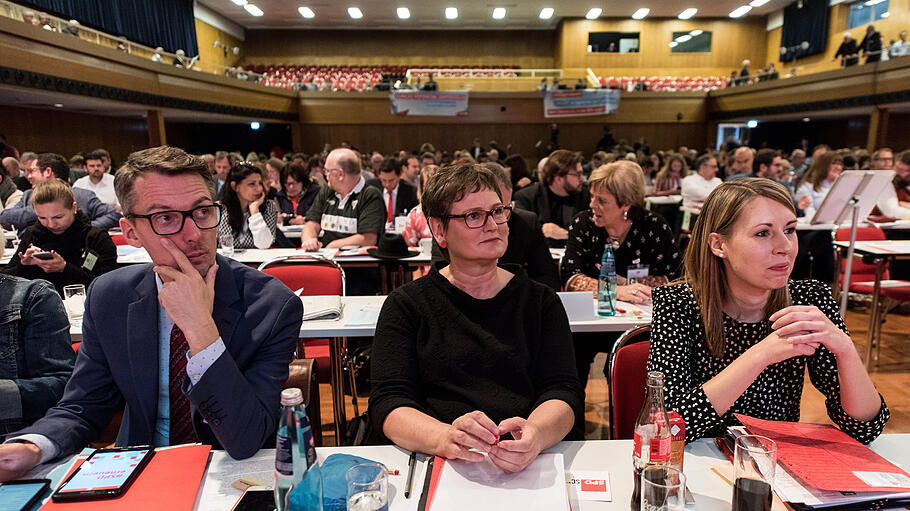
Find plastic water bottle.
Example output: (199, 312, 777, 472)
(275, 388, 323, 511)
(597, 242, 617, 316)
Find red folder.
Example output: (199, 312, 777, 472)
(735, 414, 910, 492)
(41, 444, 211, 510)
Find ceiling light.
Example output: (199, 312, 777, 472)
(746, 120, 758, 128)
(677, 8, 697, 19)
(729, 5, 752, 17)
(864, 0, 885, 5)
(250, 121, 261, 130)
(539, 7, 554, 19)
(348, 7, 363, 18)
(397, 7, 410, 18)
(749, 0, 770, 6)
(230, 0, 247, 5)
(881, 11, 890, 17)
(445, 7, 458, 19)
(586, 8, 602, 19)
(676, 34, 692, 43)
(492, 7, 506, 19)
(669, 41, 678, 47)
(244, 4, 263, 16)
(632, 8, 650, 19)
(53, 103, 63, 108)
(690, 29, 703, 36)
(802, 117, 811, 122)
(298, 7, 315, 18)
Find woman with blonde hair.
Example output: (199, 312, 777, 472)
(795, 151, 844, 218)
(648, 178, 888, 443)
(651, 152, 688, 196)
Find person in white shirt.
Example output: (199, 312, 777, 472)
(680, 154, 722, 209)
(890, 31, 909, 58)
(795, 151, 844, 219)
(73, 151, 119, 211)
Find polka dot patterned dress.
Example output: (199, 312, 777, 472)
(648, 279, 889, 444)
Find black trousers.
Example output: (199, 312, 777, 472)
(573, 331, 621, 392)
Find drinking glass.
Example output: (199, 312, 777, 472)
(346, 462, 388, 511)
(641, 465, 686, 511)
(62, 284, 86, 324)
(219, 232, 234, 257)
(733, 435, 778, 511)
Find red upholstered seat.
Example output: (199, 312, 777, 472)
(608, 325, 651, 439)
(110, 233, 127, 246)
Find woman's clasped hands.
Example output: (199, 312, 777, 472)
(754, 305, 852, 365)
(436, 411, 543, 473)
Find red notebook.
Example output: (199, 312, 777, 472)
(735, 414, 910, 493)
(41, 444, 211, 510)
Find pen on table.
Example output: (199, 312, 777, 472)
(404, 451, 417, 498)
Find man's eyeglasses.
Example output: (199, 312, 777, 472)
(565, 171, 584, 179)
(128, 203, 222, 236)
(445, 204, 512, 229)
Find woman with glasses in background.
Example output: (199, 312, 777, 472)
(369, 162, 583, 473)
(218, 163, 277, 250)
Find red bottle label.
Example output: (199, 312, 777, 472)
(649, 436, 671, 462)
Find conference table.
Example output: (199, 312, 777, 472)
(304, 294, 651, 443)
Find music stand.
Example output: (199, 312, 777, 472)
(809, 170, 893, 315)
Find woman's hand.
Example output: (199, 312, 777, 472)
(434, 411, 499, 463)
(617, 283, 651, 304)
(770, 305, 853, 357)
(749, 329, 819, 367)
(19, 245, 40, 266)
(516, 177, 531, 188)
(797, 195, 811, 210)
(488, 417, 543, 473)
(34, 251, 66, 273)
(249, 192, 267, 215)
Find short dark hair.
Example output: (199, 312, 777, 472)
(421, 162, 502, 230)
(84, 150, 105, 164)
(379, 156, 401, 176)
(420, 152, 436, 163)
(754, 149, 780, 172)
(542, 149, 583, 185)
(899, 150, 910, 166)
(694, 153, 716, 171)
(36, 153, 69, 181)
(282, 163, 308, 185)
(482, 162, 511, 191)
(115, 146, 213, 216)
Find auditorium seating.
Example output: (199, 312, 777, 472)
(597, 75, 728, 92)
(251, 64, 521, 91)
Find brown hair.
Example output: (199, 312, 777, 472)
(655, 152, 689, 184)
(683, 178, 794, 357)
(799, 151, 843, 192)
(32, 178, 75, 209)
(542, 149, 583, 185)
(114, 146, 213, 216)
(421, 162, 501, 230)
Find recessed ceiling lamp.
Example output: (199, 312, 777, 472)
(678, 8, 697, 19)
(690, 29, 703, 36)
(348, 7, 363, 18)
(669, 41, 678, 47)
(230, 0, 247, 5)
(749, 0, 770, 6)
(298, 7, 315, 18)
(539, 7, 554, 19)
(632, 8, 650, 19)
(397, 7, 410, 18)
(445, 7, 458, 19)
(864, 0, 885, 5)
(244, 4, 263, 16)
(492, 7, 506, 19)
(729, 5, 752, 17)
(586, 8, 602, 19)
(676, 34, 692, 43)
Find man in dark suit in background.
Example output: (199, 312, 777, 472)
(0, 146, 302, 481)
(366, 155, 418, 226)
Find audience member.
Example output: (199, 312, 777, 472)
(213, 151, 230, 193)
(217, 163, 277, 250)
(0, 153, 119, 231)
(514, 149, 590, 247)
(402, 165, 438, 247)
(795, 151, 843, 218)
(0, 160, 23, 211)
(651, 153, 688, 196)
(859, 25, 883, 64)
(789, 149, 807, 179)
(648, 178, 888, 443)
(0, 146, 302, 481)
(92, 149, 112, 175)
(307, 154, 327, 186)
(681, 153, 722, 208)
(73, 151, 120, 210)
(835, 33, 860, 67)
(302, 148, 385, 251)
(4, 179, 117, 296)
(419, 151, 437, 169)
(503, 154, 533, 189)
(61, 20, 80, 37)
(366, 156, 419, 227)
(264, 158, 284, 198)
(727, 146, 756, 179)
(561, 160, 681, 387)
(0, 134, 19, 160)
(14, 153, 36, 191)
(369, 162, 583, 472)
(276, 163, 319, 226)
(0, 274, 74, 436)
(891, 30, 909, 58)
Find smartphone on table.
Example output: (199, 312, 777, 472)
(51, 446, 155, 502)
(0, 479, 51, 511)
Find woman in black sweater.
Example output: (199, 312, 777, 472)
(5, 179, 117, 296)
(369, 163, 583, 473)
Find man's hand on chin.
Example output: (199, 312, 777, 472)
(153, 238, 220, 353)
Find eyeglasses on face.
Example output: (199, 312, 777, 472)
(128, 203, 223, 236)
(445, 204, 512, 229)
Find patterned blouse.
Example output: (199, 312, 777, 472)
(560, 209, 682, 286)
(217, 199, 278, 250)
(402, 205, 431, 248)
(648, 280, 889, 444)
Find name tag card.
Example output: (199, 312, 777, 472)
(321, 214, 357, 234)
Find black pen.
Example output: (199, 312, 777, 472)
(417, 456, 435, 511)
(404, 451, 417, 498)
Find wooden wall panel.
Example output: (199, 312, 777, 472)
(194, 18, 243, 75)
(556, 18, 768, 78)
(2, 106, 149, 163)
(240, 29, 556, 68)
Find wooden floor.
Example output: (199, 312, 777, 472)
(316, 303, 910, 446)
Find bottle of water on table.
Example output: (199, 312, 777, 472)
(597, 242, 617, 316)
(275, 388, 323, 511)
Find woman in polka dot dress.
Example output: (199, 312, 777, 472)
(648, 178, 888, 443)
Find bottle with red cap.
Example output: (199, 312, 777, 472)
(631, 371, 671, 511)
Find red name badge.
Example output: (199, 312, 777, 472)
(581, 479, 607, 492)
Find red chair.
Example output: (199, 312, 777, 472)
(607, 325, 651, 439)
(257, 256, 360, 415)
(110, 233, 127, 246)
(835, 227, 910, 366)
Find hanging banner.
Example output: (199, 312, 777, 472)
(390, 91, 469, 116)
(543, 89, 620, 118)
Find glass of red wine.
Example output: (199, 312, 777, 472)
(733, 435, 778, 511)
(640, 466, 686, 511)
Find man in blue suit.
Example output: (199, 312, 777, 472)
(0, 146, 302, 480)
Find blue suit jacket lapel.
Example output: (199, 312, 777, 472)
(126, 268, 160, 440)
(213, 254, 242, 349)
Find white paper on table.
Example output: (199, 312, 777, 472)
(429, 453, 569, 511)
(566, 470, 612, 502)
(345, 304, 382, 326)
(196, 450, 275, 510)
